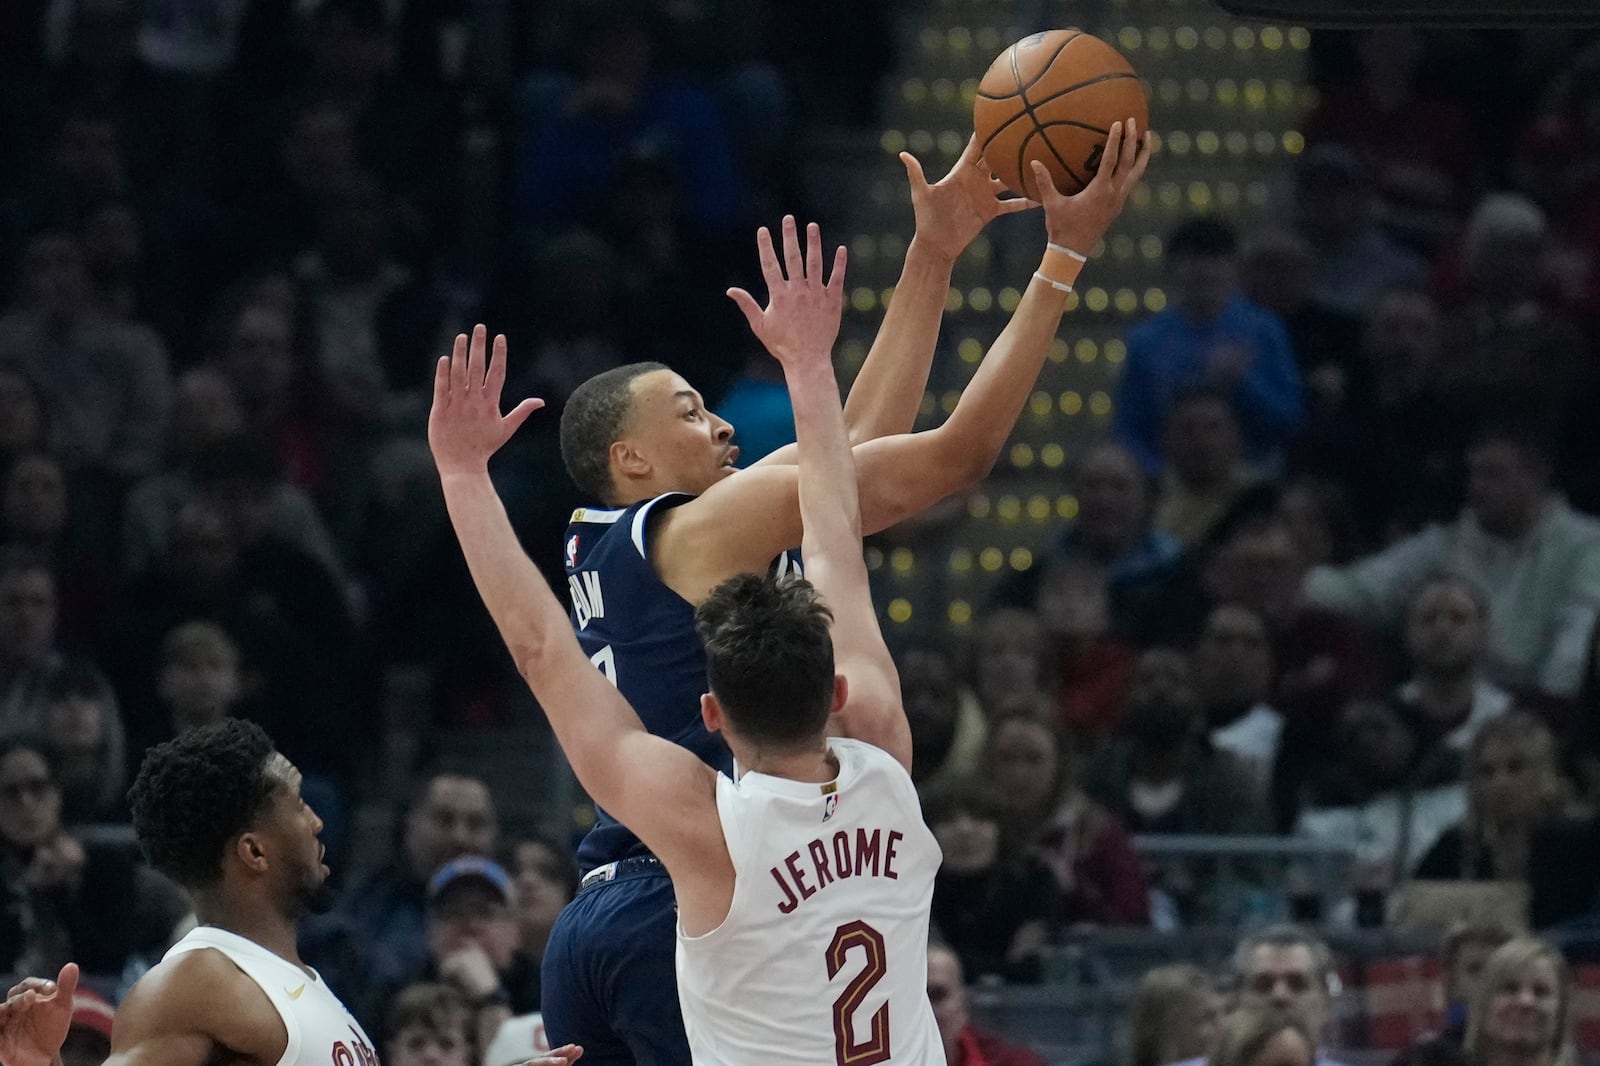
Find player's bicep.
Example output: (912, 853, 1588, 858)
(605, 731, 722, 866)
(104, 1035, 223, 1066)
(655, 466, 804, 597)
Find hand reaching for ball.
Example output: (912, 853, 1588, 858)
(1031, 117, 1150, 254)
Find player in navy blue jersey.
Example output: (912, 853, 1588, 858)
(444, 130, 1146, 1064)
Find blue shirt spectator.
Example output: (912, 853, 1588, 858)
(1114, 219, 1304, 475)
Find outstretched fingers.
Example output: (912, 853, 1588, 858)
(485, 332, 510, 397)
(825, 244, 848, 295)
(781, 214, 804, 283)
(1118, 116, 1141, 174)
(448, 331, 469, 395)
(753, 225, 782, 294)
(805, 222, 824, 287)
(900, 151, 929, 191)
(726, 287, 764, 334)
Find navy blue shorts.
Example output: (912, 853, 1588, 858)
(540, 861, 689, 1066)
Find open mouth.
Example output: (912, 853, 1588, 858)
(721, 447, 741, 469)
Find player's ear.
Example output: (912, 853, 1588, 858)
(235, 830, 270, 873)
(610, 439, 651, 482)
(831, 675, 849, 715)
(700, 691, 724, 734)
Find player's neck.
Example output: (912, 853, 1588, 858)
(195, 894, 306, 971)
(738, 741, 838, 784)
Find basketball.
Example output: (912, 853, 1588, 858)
(974, 29, 1149, 200)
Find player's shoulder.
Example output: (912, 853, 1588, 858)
(117, 946, 284, 1054)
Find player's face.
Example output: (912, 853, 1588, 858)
(622, 370, 738, 495)
(262, 755, 333, 915)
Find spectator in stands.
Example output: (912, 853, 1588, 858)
(382, 982, 476, 1066)
(1416, 714, 1600, 930)
(1084, 648, 1270, 836)
(338, 771, 500, 995)
(418, 857, 539, 1041)
(148, 620, 244, 746)
(1276, 477, 1360, 570)
(1294, 696, 1466, 910)
(0, 368, 48, 473)
(121, 369, 338, 580)
(1239, 229, 1364, 403)
(1155, 388, 1262, 547)
(1174, 927, 1348, 1066)
(924, 775, 1054, 983)
(926, 938, 1049, 1066)
(1309, 288, 1461, 543)
(0, 548, 63, 737)
(1207, 1007, 1315, 1066)
(1428, 923, 1517, 1053)
(515, 4, 743, 240)
(1291, 144, 1429, 319)
(1127, 964, 1223, 1066)
(1394, 576, 1510, 753)
(0, 229, 172, 479)
(1, 451, 114, 648)
(39, 661, 126, 824)
(1462, 938, 1573, 1066)
(506, 832, 577, 980)
(994, 442, 1183, 639)
(1436, 195, 1586, 450)
(900, 643, 985, 788)
(970, 608, 1052, 720)
(1036, 556, 1137, 738)
(1113, 217, 1303, 476)
(1304, 422, 1600, 699)
(1192, 604, 1283, 791)
(0, 736, 172, 978)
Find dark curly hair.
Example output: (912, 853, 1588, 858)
(558, 361, 668, 503)
(128, 719, 280, 890)
(694, 573, 835, 748)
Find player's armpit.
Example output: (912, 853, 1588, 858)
(108, 950, 288, 1066)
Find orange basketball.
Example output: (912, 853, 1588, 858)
(974, 29, 1149, 200)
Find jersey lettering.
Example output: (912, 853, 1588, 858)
(771, 828, 904, 914)
(590, 644, 617, 685)
(568, 571, 606, 629)
(827, 921, 891, 1066)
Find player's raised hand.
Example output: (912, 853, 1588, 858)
(1031, 117, 1151, 253)
(428, 324, 544, 478)
(0, 963, 79, 1066)
(727, 215, 847, 370)
(903, 135, 1038, 262)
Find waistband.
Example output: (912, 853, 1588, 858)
(578, 854, 665, 893)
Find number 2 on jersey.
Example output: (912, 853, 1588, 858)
(827, 920, 890, 1066)
(589, 644, 617, 685)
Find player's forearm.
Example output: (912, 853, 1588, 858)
(840, 238, 953, 443)
(941, 269, 1071, 458)
(788, 357, 863, 564)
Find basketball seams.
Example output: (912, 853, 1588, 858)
(1016, 36, 1088, 194)
(1015, 31, 1081, 94)
(1023, 72, 1143, 116)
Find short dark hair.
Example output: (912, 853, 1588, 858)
(695, 574, 835, 748)
(128, 719, 280, 890)
(559, 361, 669, 503)
(382, 982, 473, 1047)
(1167, 217, 1238, 260)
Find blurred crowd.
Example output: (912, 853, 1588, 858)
(6, 1, 1600, 1065)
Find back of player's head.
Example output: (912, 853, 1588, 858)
(129, 718, 279, 891)
(695, 573, 835, 748)
(560, 361, 670, 503)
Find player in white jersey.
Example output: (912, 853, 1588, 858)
(0, 720, 581, 1066)
(426, 188, 1138, 1059)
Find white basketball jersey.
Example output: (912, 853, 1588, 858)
(676, 738, 944, 1065)
(164, 925, 378, 1066)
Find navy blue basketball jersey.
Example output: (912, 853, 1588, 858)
(563, 493, 801, 872)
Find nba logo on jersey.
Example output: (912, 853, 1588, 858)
(565, 535, 579, 567)
(822, 790, 839, 822)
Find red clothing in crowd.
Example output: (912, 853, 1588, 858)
(957, 1026, 1050, 1066)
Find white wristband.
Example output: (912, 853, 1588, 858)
(1047, 242, 1088, 262)
(1033, 271, 1073, 293)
